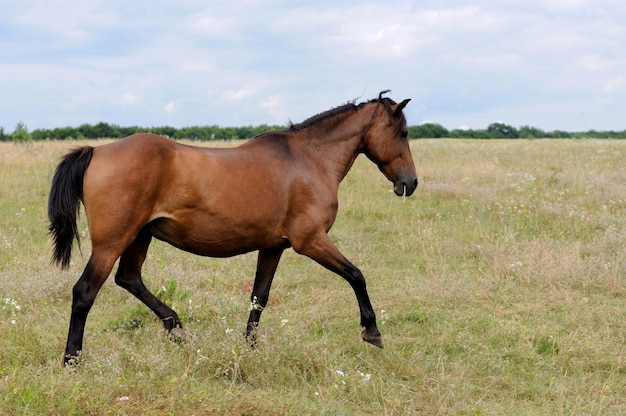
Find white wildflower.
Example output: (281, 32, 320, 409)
(380, 309, 388, 325)
(358, 370, 371, 383)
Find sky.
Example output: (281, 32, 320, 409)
(1, 0, 625, 133)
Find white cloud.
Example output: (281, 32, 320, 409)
(180, 59, 217, 73)
(221, 87, 254, 101)
(259, 95, 288, 123)
(602, 76, 625, 93)
(259, 95, 280, 111)
(188, 10, 234, 37)
(119, 92, 140, 104)
(164, 101, 178, 114)
(579, 55, 614, 71)
(544, 0, 586, 11)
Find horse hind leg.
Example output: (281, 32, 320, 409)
(114, 230, 183, 337)
(64, 251, 118, 365)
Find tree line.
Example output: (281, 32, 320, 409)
(409, 122, 626, 139)
(0, 122, 284, 142)
(1, 121, 625, 142)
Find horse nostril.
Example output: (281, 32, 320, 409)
(413, 178, 418, 188)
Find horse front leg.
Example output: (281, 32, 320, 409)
(295, 233, 383, 348)
(245, 248, 284, 345)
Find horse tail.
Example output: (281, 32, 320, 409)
(48, 146, 95, 269)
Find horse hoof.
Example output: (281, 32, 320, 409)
(63, 352, 82, 367)
(361, 328, 384, 348)
(245, 334, 258, 349)
(168, 326, 187, 344)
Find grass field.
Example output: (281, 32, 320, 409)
(0, 138, 624, 415)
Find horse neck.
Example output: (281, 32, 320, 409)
(293, 108, 372, 184)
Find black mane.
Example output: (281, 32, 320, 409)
(288, 101, 359, 132)
(288, 91, 401, 133)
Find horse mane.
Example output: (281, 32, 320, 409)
(288, 90, 403, 133)
(287, 101, 359, 132)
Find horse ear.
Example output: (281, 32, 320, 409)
(393, 99, 411, 117)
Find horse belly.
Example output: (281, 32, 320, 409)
(147, 213, 287, 257)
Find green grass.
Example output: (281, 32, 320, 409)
(0, 139, 624, 415)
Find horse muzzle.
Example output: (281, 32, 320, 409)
(393, 176, 418, 197)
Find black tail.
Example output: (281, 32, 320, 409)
(48, 146, 95, 269)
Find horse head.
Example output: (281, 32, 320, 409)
(362, 91, 418, 197)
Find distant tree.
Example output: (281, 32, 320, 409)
(487, 122, 518, 139)
(0, 126, 8, 141)
(447, 129, 465, 138)
(448, 128, 488, 138)
(11, 121, 32, 142)
(546, 130, 571, 139)
(94, 122, 114, 138)
(150, 126, 177, 138)
(409, 123, 449, 138)
(53, 126, 78, 140)
(118, 126, 141, 137)
(518, 125, 546, 139)
(174, 126, 212, 141)
(78, 123, 97, 138)
(30, 128, 47, 140)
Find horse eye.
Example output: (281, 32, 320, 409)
(400, 131, 408, 139)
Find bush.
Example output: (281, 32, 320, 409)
(487, 122, 518, 139)
(409, 123, 449, 138)
(11, 122, 32, 142)
(519, 125, 545, 139)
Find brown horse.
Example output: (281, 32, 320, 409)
(48, 91, 417, 365)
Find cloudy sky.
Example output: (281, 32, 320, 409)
(1, 0, 625, 132)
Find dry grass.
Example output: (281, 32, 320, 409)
(0, 138, 624, 415)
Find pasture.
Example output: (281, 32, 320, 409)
(0, 138, 624, 415)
